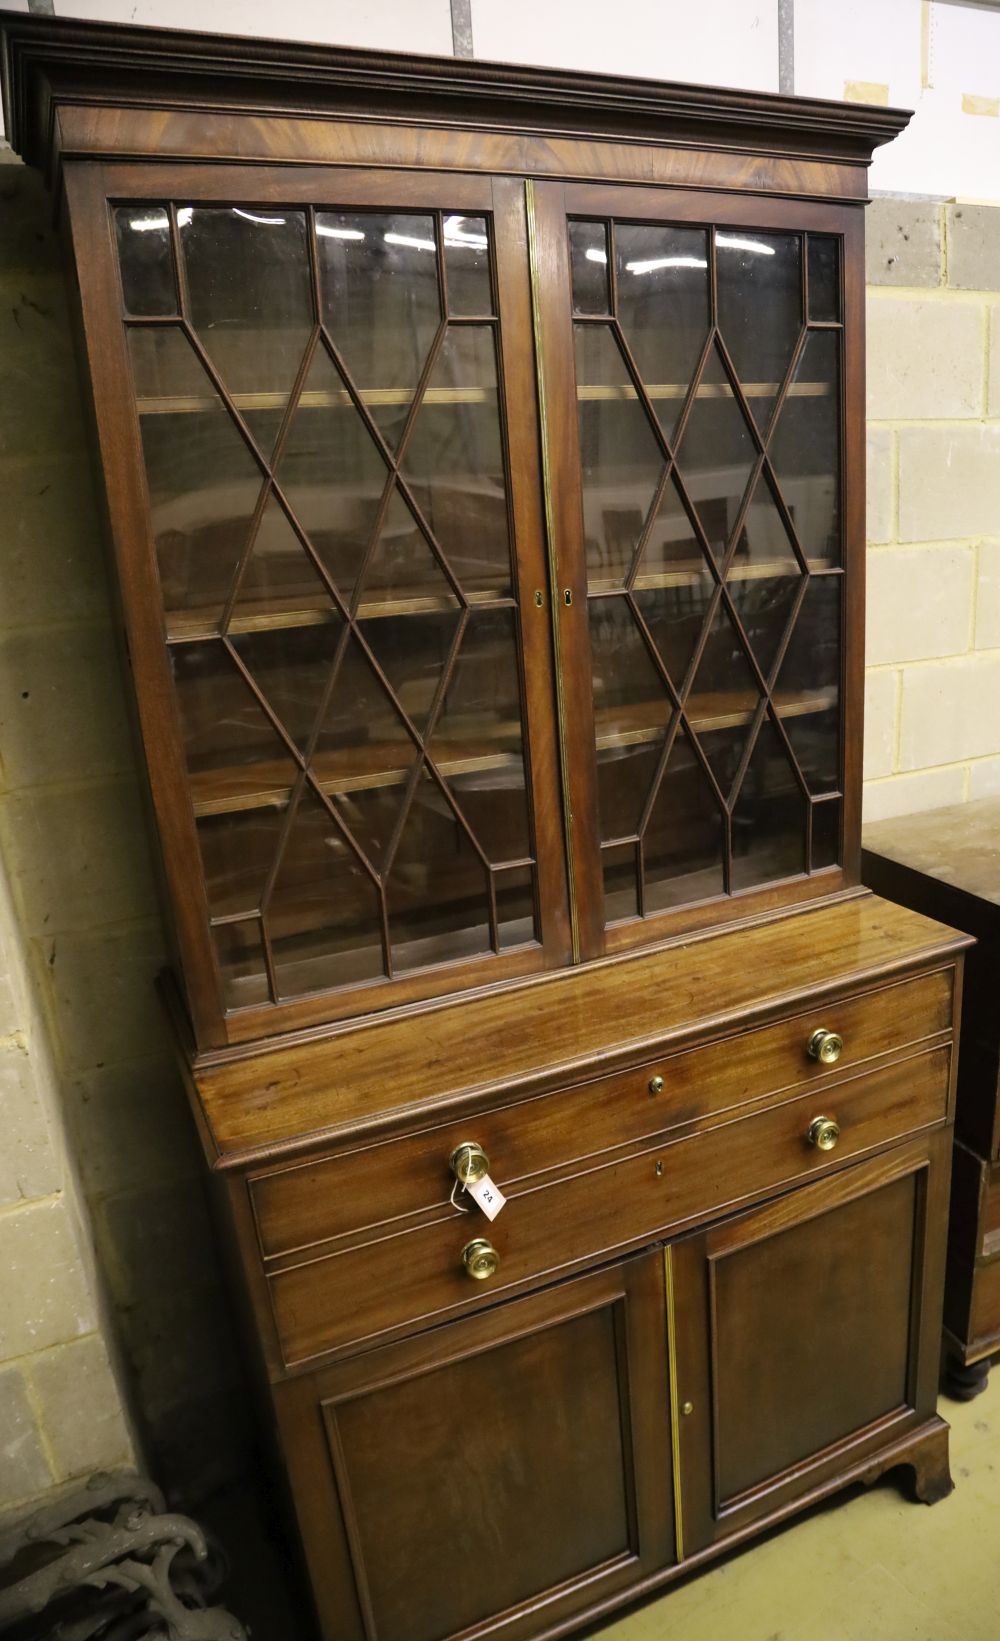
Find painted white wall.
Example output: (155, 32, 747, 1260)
(469, 0, 779, 90)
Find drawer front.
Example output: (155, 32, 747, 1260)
(251, 967, 954, 1261)
(268, 1043, 951, 1367)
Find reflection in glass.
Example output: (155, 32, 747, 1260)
(602, 840, 639, 923)
(731, 719, 805, 889)
(637, 476, 709, 584)
(129, 327, 265, 620)
(443, 215, 493, 316)
(362, 486, 460, 611)
(115, 205, 176, 316)
(687, 601, 760, 790)
(674, 344, 757, 561)
(808, 237, 840, 323)
(230, 495, 333, 630)
(388, 771, 492, 970)
(812, 796, 841, 869)
(270, 789, 384, 996)
(170, 641, 297, 809)
(589, 597, 671, 842)
(575, 325, 664, 588)
(645, 731, 725, 909)
(568, 220, 610, 315)
(615, 223, 710, 442)
(180, 207, 313, 444)
(197, 809, 284, 919)
(275, 343, 389, 601)
(400, 326, 511, 594)
(213, 918, 269, 1009)
(717, 230, 801, 432)
(318, 211, 441, 452)
(496, 865, 537, 948)
(635, 577, 713, 694)
(777, 575, 841, 793)
(769, 330, 841, 565)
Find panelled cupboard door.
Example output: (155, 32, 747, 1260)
(529, 180, 863, 959)
(66, 165, 570, 1047)
(273, 1251, 676, 1641)
(669, 1133, 950, 1554)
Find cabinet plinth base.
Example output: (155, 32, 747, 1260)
(944, 1354, 991, 1402)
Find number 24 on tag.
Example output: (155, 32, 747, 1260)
(467, 1172, 506, 1221)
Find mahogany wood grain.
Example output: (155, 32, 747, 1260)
(265, 1044, 949, 1369)
(272, 1251, 675, 1641)
(189, 895, 967, 1164)
(249, 966, 953, 1261)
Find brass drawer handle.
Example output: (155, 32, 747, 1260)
(807, 1115, 840, 1152)
(808, 1027, 843, 1065)
(462, 1238, 500, 1281)
(449, 1141, 490, 1186)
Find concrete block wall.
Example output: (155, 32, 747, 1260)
(0, 152, 252, 1511)
(863, 196, 1000, 822)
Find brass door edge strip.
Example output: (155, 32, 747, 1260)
(524, 176, 581, 964)
(663, 1244, 686, 1562)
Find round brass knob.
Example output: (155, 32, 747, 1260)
(648, 1075, 664, 1096)
(449, 1141, 490, 1187)
(807, 1028, 843, 1066)
(462, 1238, 500, 1281)
(807, 1115, 841, 1152)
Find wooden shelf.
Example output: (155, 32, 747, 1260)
(595, 686, 836, 750)
(588, 557, 833, 594)
(136, 379, 833, 416)
(165, 585, 511, 642)
(190, 738, 523, 818)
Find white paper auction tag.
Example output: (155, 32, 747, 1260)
(467, 1172, 506, 1221)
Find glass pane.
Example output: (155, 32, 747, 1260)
(400, 326, 511, 596)
(769, 330, 841, 566)
(568, 220, 609, 315)
(213, 918, 269, 1009)
(589, 597, 671, 840)
(443, 215, 493, 316)
(637, 475, 711, 584)
(614, 223, 710, 443)
(361, 609, 461, 738)
(808, 237, 840, 323)
(727, 473, 803, 681)
(197, 809, 285, 919)
(716, 229, 801, 432)
(674, 343, 757, 561)
(312, 631, 418, 805)
(602, 841, 639, 923)
(426, 608, 531, 864)
(129, 327, 265, 622)
(230, 496, 334, 633)
(634, 577, 713, 694)
(275, 343, 389, 601)
(230, 622, 342, 755)
(776, 576, 841, 793)
(731, 719, 806, 889)
(388, 772, 492, 970)
(575, 324, 664, 590)
(115, 205, 176, 316)
(170, 640, 298, 813)
(318, 211, 441, 453)
(361, 485, 461, 610)
(812, 797, 841, 869)
(644, 731, 725, 910)
(688, 603, 760, 794)
(496, 865, 537, 948)
(179, 206, 314, 459)
(269, 790, 384, 996)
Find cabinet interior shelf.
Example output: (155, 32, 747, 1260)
(187, 687, 833, 818)
(136, 379, 833, 416)
(166, 586, 510, 642)
(588, 556, 834, 594)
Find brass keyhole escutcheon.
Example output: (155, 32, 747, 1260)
(449, 1141, 490, 1187)
(462, 1238, 500, 1281)
(807, 1115, 841, 1152)
(808, 1027, 844, 1065)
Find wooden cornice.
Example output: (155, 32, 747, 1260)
(1, 10, 911, 183)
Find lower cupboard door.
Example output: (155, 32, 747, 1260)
(274, 1249, 676, 1641)
(669, 1131, 951, 1554)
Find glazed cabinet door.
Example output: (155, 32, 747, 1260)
(669, 1133, 950, 1554)
(274, 1251, 676, 1641)
(530, 181, 862, 959)
(66, 165, 569, 1046)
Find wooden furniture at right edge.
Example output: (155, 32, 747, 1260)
(865, 797, 1000, 1400)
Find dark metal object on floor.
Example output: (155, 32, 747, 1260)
(0, 1472, 247, 1639)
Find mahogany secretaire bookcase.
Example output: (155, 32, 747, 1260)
(0, 16, 972, 1639)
